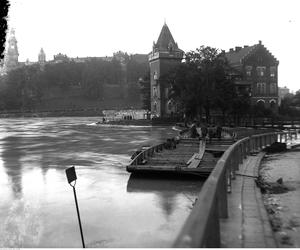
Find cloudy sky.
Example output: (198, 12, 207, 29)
(6, 0, 300, 91)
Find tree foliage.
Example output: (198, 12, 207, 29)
(163, 46, 244, 122)
(139, 71, 151, 110)
(0, 53, 148, 111)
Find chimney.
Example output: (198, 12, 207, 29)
(229, 48, 234, 52)
(244, 45, 249, 48)
(235, 46, 242, 52)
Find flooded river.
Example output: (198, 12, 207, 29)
(0, 117, 203, 247)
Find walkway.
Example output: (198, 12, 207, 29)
(220, 152, 277, 248)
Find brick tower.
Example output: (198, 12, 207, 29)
(149, 23, 184, 117)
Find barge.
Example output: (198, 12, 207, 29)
(126, 136, 235, 178)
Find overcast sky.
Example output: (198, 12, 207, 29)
(6, 0, 300, 91)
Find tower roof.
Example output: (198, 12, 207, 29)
(154, 23, 182, 52)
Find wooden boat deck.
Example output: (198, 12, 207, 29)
(127, 136, 235, 177)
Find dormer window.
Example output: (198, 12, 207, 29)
(168, 42, 174, 52)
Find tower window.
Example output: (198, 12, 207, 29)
(153, 87, 158, 98)
(168, 101, 173, 111)
(154, 102, 157, 112)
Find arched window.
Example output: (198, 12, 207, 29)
(257, 99, 265, 108)
(269, 99, 276, 109)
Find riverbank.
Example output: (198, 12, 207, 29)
(260, 148, 300, 247)
(0, 109, 104, 118)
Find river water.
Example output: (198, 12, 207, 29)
(0, 117, 203, 247)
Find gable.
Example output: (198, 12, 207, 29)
(243, 45, 279, 66)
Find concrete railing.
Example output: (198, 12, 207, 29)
(173, 130, 297, 247)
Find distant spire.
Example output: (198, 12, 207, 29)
(164, 18, 166, 25)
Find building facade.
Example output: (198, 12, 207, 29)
(225, 41, 279, 111)
(149, 23, 184, 117)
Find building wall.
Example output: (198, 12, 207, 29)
(149, 55, 182, 117)
(242, 46, 279, 111)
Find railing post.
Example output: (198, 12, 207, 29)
(285, 133, 287, 143)
(230, 155, 235, 180)
(205, 198, 221, 247)
(218, 171, 228, 218)
(226, 165, 232, 193)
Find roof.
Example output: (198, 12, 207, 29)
(225, 45, 256, 65)
(225, 41, 279, 66)
(156, 24, 177, 49)
(154, 23, 183, 52)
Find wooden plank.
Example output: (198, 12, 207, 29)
(186, 153, 199, 165)
(186, 140, 206, 169)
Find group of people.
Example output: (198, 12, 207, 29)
(190, 122, 222, 142)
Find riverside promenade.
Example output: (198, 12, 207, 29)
(220, 152, 276, 247)
(173, 128, 298, 247)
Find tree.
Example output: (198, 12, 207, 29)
(214, 80, 238, 124)
(139, 72, 151, 110)
(164, 46, 236, 122)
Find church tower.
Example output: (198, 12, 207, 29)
(149, 23, 184, 118)
(4, 29, 19, 72)
(38, 48, 46, 64)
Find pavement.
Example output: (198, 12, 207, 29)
(220, 152, 277, 248)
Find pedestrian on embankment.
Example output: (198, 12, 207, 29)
(216, 124, 222, 140)
(208, 124, 215, 143)
(190, 123, 199, 138)
(201, 123, 208, 139)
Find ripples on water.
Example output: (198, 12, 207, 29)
(0, 117, 204, 247)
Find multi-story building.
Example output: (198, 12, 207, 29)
(149, 23, 184, 117)
(225, 41, 279, 111)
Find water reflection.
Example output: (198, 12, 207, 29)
(0, 117, 203, 247)
(127, 174, 203, 217)
(1, 136, 24, 198)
